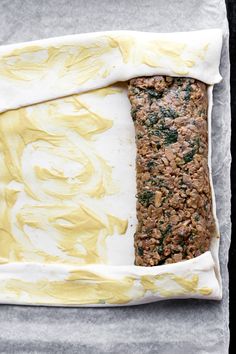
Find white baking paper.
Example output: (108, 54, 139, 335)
(0, 0, 230, 353)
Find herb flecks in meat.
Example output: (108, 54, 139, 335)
(137, 190, 154, 207)
(183, 149, 196, 163)
(152, 126, 178, 145)
(163, 129, 178, 145)
(145, 88, 163, 100)
(183, 138, 200, 163)
(137, 246, 144, 256)
(128, 75, 215, 266)
(184, 83, 193, 101)
(147, 113, 158, 125)
(160, 224, 172, 239)
(160, 106, 179, 119)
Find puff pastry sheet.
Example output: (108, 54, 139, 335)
(0, 29, 222, 306)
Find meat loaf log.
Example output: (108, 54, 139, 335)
(128, 76, 216, 266)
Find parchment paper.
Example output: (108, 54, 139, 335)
(0, 0, 230, 353)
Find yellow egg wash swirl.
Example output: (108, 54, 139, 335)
(1, 270, 212, 305)
(0, 88, 127, 265)
(0, 39, 117, 83)
(0, 34, 208, 93)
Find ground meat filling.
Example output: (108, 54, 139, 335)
(128, 76, 216, 266)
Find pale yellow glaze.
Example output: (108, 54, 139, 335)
(0, 45, 49, 81)
(196, 42, 209, 60)
(0, 40, 116, 84)
(198, 287, 212, 295)
(3, 271, 135, 305)
(170, 274, 199, 292)
(0, 186, 24, 262)
(0, 34, 208, 91)
(140, 273, 212, 298)
(109, 36, 197, 75)
(57, 97, 113, 140)
(0, 86, 127, 265)
(1, 270, 212, 305)
(108, 36, 134, 64)
(14, 204, 127, 264)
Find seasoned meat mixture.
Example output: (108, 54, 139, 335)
(128, 76, 216, 266)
